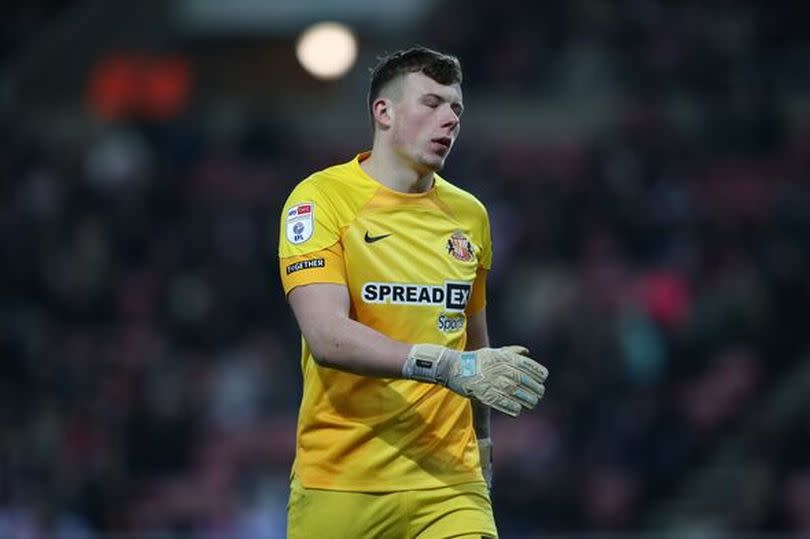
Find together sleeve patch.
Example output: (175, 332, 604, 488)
(279, 244, 345, 295)
(286, 258, 326, 275)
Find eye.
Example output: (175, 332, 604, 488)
(422, 95, 442, 108)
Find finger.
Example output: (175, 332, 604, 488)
(498, 347, 548, 383)
(500, 345, 530, 357)
(516, 373, 545, 399)
(486, 394, 522, 417)
(516, 358, 549, 383)
(510, 385, 540, 409)
(494, 366, 542, 397)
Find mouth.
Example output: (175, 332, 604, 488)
(431, 137, 452, 151)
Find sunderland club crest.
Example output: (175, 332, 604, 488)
(447, 231, 474, 262)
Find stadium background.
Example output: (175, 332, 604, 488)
(3, 1, 810, 537)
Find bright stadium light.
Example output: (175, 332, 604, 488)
(296, 22, 358, 80)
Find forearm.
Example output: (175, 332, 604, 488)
(466, 310, 494, 487)
(289, 283, 412, 377)
(466, 308, 491, 439)
(306, 312, 412, 378)
(288, 285, 546, 419)
(472, 401, 491, 439)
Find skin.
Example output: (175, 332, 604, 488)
(360, 71, 464, 194)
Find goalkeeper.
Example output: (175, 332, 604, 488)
(279, 46, 549, 539)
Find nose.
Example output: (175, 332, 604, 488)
(441, 105, 460, 130)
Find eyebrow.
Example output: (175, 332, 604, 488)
(422, 93, 464, 113)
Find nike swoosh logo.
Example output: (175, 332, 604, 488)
(364, 231, 392, 243)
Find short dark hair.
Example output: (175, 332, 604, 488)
(367, 46, 462, 125)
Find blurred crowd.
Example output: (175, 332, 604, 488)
(3, 0, 810, 538)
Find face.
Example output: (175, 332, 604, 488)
(380, 71, 464, 173)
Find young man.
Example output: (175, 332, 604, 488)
(279, 47, 548, 538)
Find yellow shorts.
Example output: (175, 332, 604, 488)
(286, 476, 498, 539)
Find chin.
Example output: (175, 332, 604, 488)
(419, 154, 446, 172)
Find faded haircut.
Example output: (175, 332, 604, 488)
(367, 46, 462, 129)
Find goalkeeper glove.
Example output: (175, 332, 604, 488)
(403, 344, 548, 417)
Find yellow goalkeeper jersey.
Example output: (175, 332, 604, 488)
(278, 152, 492, 491)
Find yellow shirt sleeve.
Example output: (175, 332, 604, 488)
(280, 244, 346, 295)
(278, 178, 347, 294)
(478, 204, 492, 270)
(466, 200, 491, 314)
(279, 178, 342, 256)
(465, 267, 487, 316)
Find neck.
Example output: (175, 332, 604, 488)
(360, 143, 434, 194)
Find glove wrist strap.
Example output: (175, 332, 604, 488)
(404, 344, 457, 384)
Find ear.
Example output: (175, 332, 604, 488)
(371, 97, 394, 129)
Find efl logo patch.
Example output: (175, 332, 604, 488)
(286, 202, 314, 245)
(447, 231, 475, 262)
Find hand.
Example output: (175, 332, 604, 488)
(404, 344, 548, 417)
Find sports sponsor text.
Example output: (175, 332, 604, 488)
(361, 281, 472, 311)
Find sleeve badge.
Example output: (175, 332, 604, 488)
(286, 202, 314, 244)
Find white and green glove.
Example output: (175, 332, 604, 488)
(403, 344, 548, 417)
